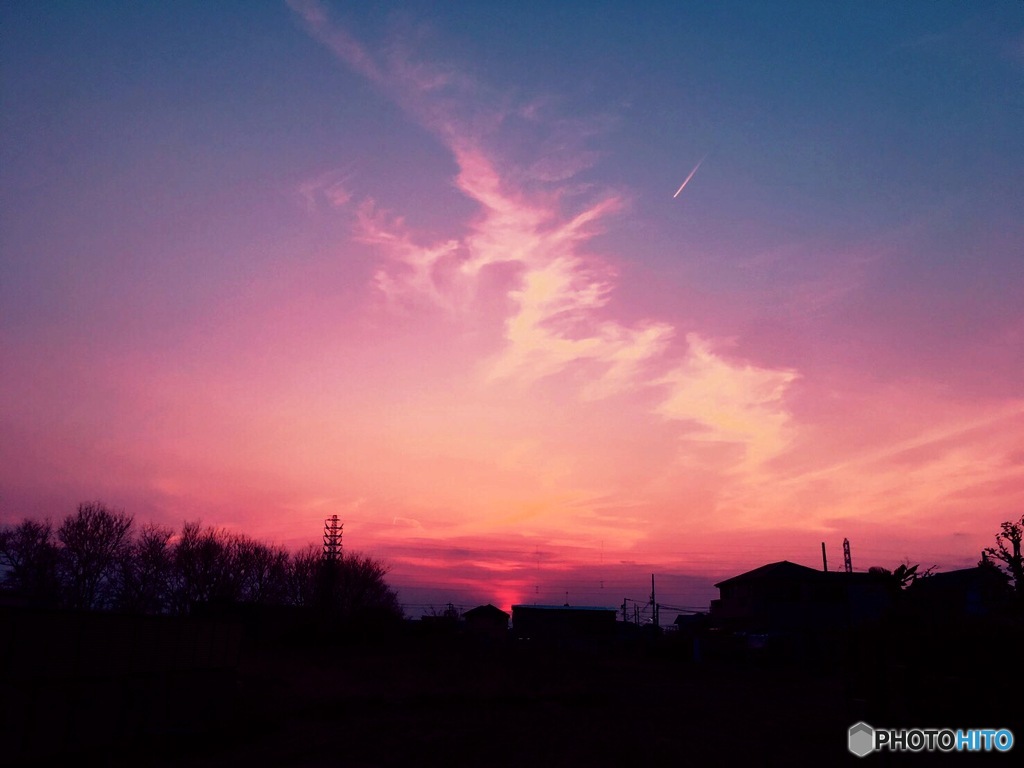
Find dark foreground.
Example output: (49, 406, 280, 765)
(2, 610, 1020, 766)
(198, 643, 848, 767)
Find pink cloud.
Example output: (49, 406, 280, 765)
(290, 5, 797, 437)
(655, 334, 798, 470)
(281, 2, 810, 546)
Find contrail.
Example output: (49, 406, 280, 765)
(673, 156, 706, 199)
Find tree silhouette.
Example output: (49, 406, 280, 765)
(170, 521, 240, 613)
(0, 517, 60, 606)
(286, 543, 401, 622)
(233, 536, 290, 605)
(867, 561, 934, 598)
(332, 552, 402, 621)
(2, 505, 402, 623)
(287, 543, 321, 608)
(983, 514, 1024, 600)
(117, 522, 173, 614)
(57, 502, 133, 610)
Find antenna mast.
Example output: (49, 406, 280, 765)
(843, 538, 853, 574)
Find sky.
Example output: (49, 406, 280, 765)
(2, 1, 1023, 615)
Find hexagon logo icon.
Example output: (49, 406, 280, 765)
(848, 722, 875, 757)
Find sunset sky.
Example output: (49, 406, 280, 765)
(3, 2, 1022, 613)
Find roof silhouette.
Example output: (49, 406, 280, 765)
(714, 560, 823, 588)
(715, 560, 892, 589)
(464, 604, 509, 619)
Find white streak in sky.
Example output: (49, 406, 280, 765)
(673, 156, 705, 199)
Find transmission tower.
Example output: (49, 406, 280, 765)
(843, 537, 853, 574)
(323, 515, 343, 561)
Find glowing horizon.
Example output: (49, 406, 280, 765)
(2, 2, 1022, 613)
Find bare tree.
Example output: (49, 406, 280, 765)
(5, 509, 403, 624)
(233, 535, 290, 605)
(169, 521, 240, 613)
(287, 543, 321, 607)
(332, 552, 402, 621)
(0, 518, 60, 606)
(285, 544, 401, 621)
(117, 522, 173, 614)
(57, 502, 133, 610)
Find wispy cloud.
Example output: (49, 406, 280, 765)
(297, 167, 355, 212)
(353, 198, 463, 310)
(782, 402, 1024, 515)
(656, 334, 798, 469)
(288, 1, 799, 475)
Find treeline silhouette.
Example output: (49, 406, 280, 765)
(0, 502, 401, 622)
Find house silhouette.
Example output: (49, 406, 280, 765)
(463, 604, 509, 641)
(711, 560, 891, 634)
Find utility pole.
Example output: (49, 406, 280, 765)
(651, 574, 658, 629)
(843, 538, 853, 574)
(821, 541, 828, 572)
